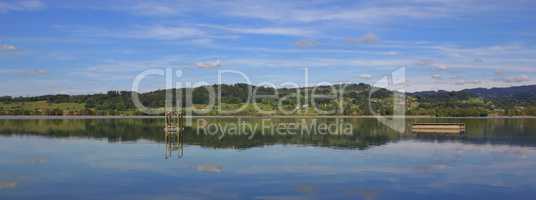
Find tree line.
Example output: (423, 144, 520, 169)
(1, 83, 536, 116)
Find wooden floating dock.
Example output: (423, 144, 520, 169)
(411, 123, 465, 134)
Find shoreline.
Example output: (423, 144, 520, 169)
(1, 115, 535, 120)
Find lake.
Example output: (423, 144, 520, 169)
(1, 117, 536, 200)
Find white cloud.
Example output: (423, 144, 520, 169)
(415, 59, 435, 66)
(0, 69, 48, 76)
(384, 51, 399, 56)
(435, 64, 448, 70)
(84, 56, 188, 75)
(0, 44, 17, 51)
(346, 33, 380, 44)
(359, 74, 372, 79)
(219, 1, 452, 23)
(31, 69, 48, 75)
(232, 27, 312, 36)
(58, 25, 213, 42)
(195, 59, 222, 69)
(0, 0, 44, 13)
(473, 58, 484, 63)
(432, 74, 441, 80)
(224, 57, 413, 69)
(129, 25, 207, 40)
(208, 25, 314, 36)
(455, 79, 482, 85)
(436, 44, 529, 57)
(129, 2, 181, 16)
(222, 0, 536, 24)
(294, 39, 317, 48)
(415, 59, 449, 70)
(65, 23, 312, 41)
(501, 75, 530, 83)
(428, 44, 536, 73)
(104, 0, 518, 26)
(491, 70, 532, 84)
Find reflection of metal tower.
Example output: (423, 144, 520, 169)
(164, 111, 185, 132)
(163, 88, 188, 160)
(164, 130, 183, 159)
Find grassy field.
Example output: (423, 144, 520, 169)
(0, 101, 86, 115)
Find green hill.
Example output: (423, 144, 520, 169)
(1, 84, 535, 116)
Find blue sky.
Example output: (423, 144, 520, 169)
(1, 0, 536, 96)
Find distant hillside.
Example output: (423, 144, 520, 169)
(412, 85, 536, 107)
(461, 85, 536, 106)
(1, 84, 535, 116)
(0, 83, 392, 116)
(411, 84, 536, 116)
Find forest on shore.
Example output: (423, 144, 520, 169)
(1, 83, 536, 117)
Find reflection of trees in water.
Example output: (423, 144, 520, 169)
(0, 118, 535, 149)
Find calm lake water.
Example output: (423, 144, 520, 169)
(1, 118, 536, 200)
